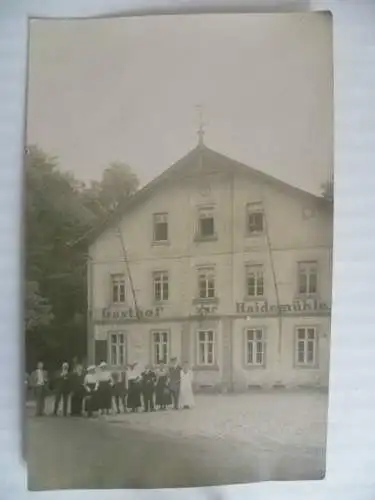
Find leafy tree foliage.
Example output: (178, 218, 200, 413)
(83, 162, 139, 215)
(25, 281, 53, 331)
(25, 146, 139, 371)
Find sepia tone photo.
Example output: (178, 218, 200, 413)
(24, 12, 333, 490)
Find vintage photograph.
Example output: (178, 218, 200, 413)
(24, 13, 333, 490)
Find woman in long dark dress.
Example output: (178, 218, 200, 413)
(83, 365, 99, 417)
(70, 364, 85, 416)
(155, 362, 171, 410)
(126, 362, 142, 412)
(97, 361, 113, 415)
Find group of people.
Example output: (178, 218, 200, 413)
(28, 356, 195, 418)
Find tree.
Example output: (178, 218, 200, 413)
(25, 146, 140, 370)
(84, 162, 139, 214)
(25, 281, 53, 331)
(25, 145, 95, 370)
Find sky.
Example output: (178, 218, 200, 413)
(26, 13, 333, 194)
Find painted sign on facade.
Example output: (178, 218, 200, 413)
(236, 298, 331, 316)
(102, 306, 164, 321)
(99, 297, 330, 322)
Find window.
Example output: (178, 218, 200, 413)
(298, 261, 318, 295)
(246, 265, 264, 297)
(296, 327, 317, 366)
(245, 328, 265, 366)
(197, 330, 215, 365)
(111, 274, 126, 304)
(152, 331, 169, 365)
(153, 271, 169, 301)
(198, 267, 216, 299)
(198, 207, 215, 238)
(246, 203, 264, 234)
(153, 213, 168, 242)
(109, 332, 125, 366)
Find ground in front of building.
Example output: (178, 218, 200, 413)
(26, 390, 327, 490)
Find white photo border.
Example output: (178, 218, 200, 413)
(0, 0, 374, 499)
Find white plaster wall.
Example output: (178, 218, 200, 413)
(188, 319, 223, 389)
(89, 163, 333, 389)
(94, 322, 182, 369)
(232, 317, 279, 390)
(279, 317, 331, 387)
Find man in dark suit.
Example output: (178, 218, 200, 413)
(53, 362, 71, 416)
(30, 361, 48, 416)
(168, 357, 181, 410)
(141, 365, 157, 412)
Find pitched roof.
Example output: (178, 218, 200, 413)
(71, 144, 332, 248)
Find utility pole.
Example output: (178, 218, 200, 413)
(115, 226, 140, 319)
(261, 189, 283, 384)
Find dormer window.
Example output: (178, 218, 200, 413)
(246, 202, 264, 235)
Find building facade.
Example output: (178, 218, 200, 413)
(87, 144, 333, 391)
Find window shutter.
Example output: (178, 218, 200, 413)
(95, 340, 107, 366)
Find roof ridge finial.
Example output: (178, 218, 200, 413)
(196, 104, 205, 147)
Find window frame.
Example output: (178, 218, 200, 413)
(245, 264, 265, 298)
(111, 273, 126, 305)
(297, 261, 318, 296)
(294, 326, 319, 368)
(150, 330, 170, 366)
(196, 329, 216, 367)
(195, 206, 217, 241)
(152, 212, 169, 243)
(153, 270, 169, 302)
(107, 331, 127, 367)
(246, 202, 264, 236)
(197, 266, 216, 301)
(244, 327, 266, 368)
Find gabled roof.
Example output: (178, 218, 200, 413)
(72, 144, 332, 248)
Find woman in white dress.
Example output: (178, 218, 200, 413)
(179, 362, 195, 409)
